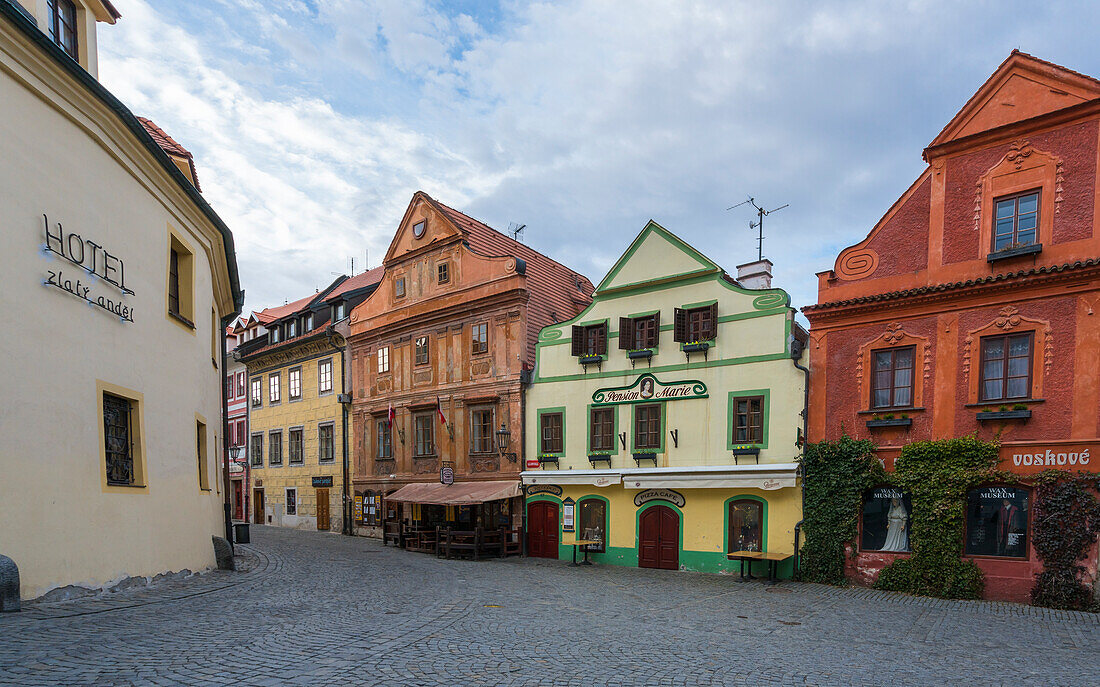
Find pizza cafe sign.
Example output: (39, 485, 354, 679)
(592, 374, 707, 406)
(1001, 443, 1095, 475)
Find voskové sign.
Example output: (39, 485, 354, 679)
(592, 373, 706, 406)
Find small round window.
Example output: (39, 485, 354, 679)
(412, 220, 426, 238)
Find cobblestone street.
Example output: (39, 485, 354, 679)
(2, 526, 1098, 686)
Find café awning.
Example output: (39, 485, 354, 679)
(385, 480, 522, 506)
(619, 463, 800, 490)
(521, 470, 621, 487)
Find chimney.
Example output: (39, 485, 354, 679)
(736, 259, 773, 290)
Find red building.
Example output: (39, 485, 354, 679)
(804, 51, 1100, 602)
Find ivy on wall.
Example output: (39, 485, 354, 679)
(873, 436, 1001, 600)
(1030, 471, 1100, 611)
(798, 436, 881, 585)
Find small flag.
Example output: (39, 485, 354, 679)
(387, 402, 395, 428)
(436, 396, 447, 425)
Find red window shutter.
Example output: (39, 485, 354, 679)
(571, 325, 584, 356)
(707, 302, 719, 340)
(673, 308, 688, 342)
(619, 317, 634, 350)
(596, 323, 607, 355)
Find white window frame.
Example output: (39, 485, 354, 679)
(319, 358, 334, 395)
(377, 346, 390, 374)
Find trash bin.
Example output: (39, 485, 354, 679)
(233, 523, 250, 544)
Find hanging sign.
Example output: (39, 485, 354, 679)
(562, 497, 575, 532)
(440, 465, 455, 485)
(633, 488, 685, 508)
(592, 373, 706, 406)
(41, 214, 135, 322)
(525, 459, 541, 469)
(526, 484, 562, 497)
(353, 495, 363, 521)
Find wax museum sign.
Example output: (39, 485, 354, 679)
(41, 215, 135, 322)
(592, 374, 707, 406)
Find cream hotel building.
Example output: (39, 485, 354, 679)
(0, 0, 244, 604)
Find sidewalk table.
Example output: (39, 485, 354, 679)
(562, 539, 600, 566)
(727, 550, 792, 584)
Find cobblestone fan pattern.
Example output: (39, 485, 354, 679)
(2, 527, 1098, 686)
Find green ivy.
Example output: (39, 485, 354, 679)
(873, 436, 1001, 599)
(1030, 471, 1100, 611)
(798, 436, 881, 584)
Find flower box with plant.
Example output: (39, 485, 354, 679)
(987, 241, 1042, 263)
(537, 454, 561, 465)
(866, 412, 912, 429)
(627, 349, 654, 360)
(682, 341, 710, 353)
(588, 453, 612, 466)
(579, 354, 603, 365)
(976, 404, 1031, 421)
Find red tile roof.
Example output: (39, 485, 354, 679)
(254, 292, 318, 324)
(430, 197, 595, 365)
(324, 265, 384, 302)
(137, 117, 201, 192)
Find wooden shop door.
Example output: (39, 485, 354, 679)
(316, 488, 330, 530)
(638, 505, 679, 570)
(232, 481, 244, 521)
(253, 489, 265, 524)
(527, 501, 559, 558)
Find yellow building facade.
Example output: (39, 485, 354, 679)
(242, 327, 348, 532)
(523, 222, 807, 577)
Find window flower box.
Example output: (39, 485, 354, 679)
(866, 418, 912, 429)
(632, 452, 658, 465)
(682, 342, 710, 353)
(627, 349, 654, 360)
(588, 453, 612, 467)
(537, 454, 560, 465)
(579, 354, 603, 365)
(987, 243, 1042, 263)
(976, 409, 1031, 422)
(730, 446, 760, 456)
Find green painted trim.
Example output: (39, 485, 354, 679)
(586, 403, 620, 455)
(634, 500, 684, 566)
(533, 351, 791, 384)
(631, 401, 666, 452)
(578, 317, 609, 329)
(542, 308, 788, 349)
(722, 494, 769, 553)
(726, 388, 771, 450)
(626, 309, 659, 320)
(536, 406, 566, 456)
(681, 298, 718, 310)
(595, 220, 721, 293)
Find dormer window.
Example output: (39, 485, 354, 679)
(48, 0, 79, 61)
(271, 327, 280, 344)
(305, 314, 314, 331)
(437, 262, 450, 285)
(335, 302, 346, 320)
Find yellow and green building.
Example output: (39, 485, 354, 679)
(522, 221, 807, 576)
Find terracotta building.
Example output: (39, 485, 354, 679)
(347, 192, 593, 545)
(803, 51, 1100, 602)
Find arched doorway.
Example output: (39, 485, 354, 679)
(527, 501, 559, 558)
(639, 504, 679, 570)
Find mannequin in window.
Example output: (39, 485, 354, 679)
(879, 498, 909, 552)
(996, 499, 1020, 555)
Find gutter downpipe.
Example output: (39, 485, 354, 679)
(520, 366, 531, 557)
(337, 329, 351, 536)
(221, 315, 236, 548)
(791, 333, 810, 580)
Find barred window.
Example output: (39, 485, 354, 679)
(103, 393, 134, 486)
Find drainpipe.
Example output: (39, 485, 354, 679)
(790, 333, 810, 579)
(520, 366, 531, 557)
(334, 330, 352, 536)
(220, 314, 235, 547)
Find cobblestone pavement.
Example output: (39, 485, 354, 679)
(2, 527, 1098, 686)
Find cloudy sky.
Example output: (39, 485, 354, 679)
(98, 1, 1100, 316)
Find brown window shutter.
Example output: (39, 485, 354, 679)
(707, 302, 719, 340)
(571, 325, 583, 357)
(673, 308, 688, 342)
(619, 317, 634, 350)
(650, 311, 661, 348)
(597, 323, 608, 355)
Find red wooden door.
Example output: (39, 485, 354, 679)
(232, 481, 244, 521)
(639, 505, 679, 570)
(527, 501, 559, 558)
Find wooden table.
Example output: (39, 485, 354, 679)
(562, 539, 601, 566)
(727, 550, 792, 583)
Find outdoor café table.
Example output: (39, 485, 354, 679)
(561, 539, 600, 566)
(727, 550, 792, 583)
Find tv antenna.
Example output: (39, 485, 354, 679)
(508, 222, 526, 242)
(727, 197, 789, 261)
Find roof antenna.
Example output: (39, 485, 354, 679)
(727, 196, 789, 261)
(508, 222, 526, 242)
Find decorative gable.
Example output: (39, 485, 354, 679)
(383, 192, 464, 266)
(596, 221, 720, 293)
(929, 51, 1100, 148)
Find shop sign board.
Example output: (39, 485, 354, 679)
(562, 497, 575, 532)
(440, 466, 454, 485)
(526, 459, 541, 469)
(526, 484, 562, 497)
(592, 373, 706, 406)
(998, 442, 1097, 475)
(633, 488, 685, 508)
(312, 476, 333, 487)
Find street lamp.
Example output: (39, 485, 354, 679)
(496, 422, 517, 463)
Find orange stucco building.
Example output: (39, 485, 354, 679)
(347, 192, 593, 543)
(804, 51, 1100, 602)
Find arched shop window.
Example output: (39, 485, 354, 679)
(728, 499, 763, 552)
(578, 498, 606, 553)
(965, 486, 1029, 558)
(861, 487, 911, 552)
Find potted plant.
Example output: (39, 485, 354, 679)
(682, 340, 710, 353)
(866, 412, 912, 429)
(976, 404, 1031, 421)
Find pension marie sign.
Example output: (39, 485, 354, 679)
(592, 373, 707, 406)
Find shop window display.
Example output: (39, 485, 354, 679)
(728, 499, 763, 552)
(966, 486, 1029, 558)
(861, 488, 911, 552)
(578, 499, 606, 553)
